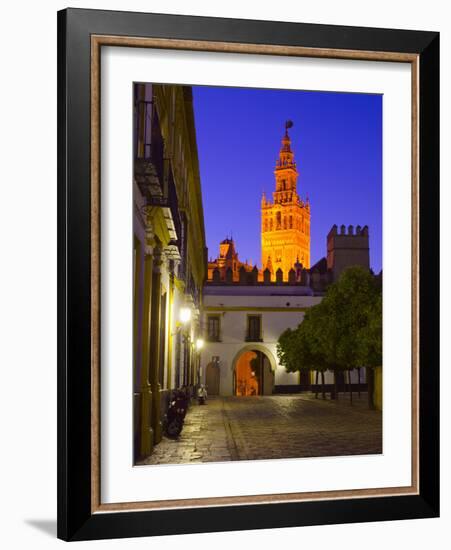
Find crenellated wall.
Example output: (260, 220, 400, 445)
(327, 224, 370, 281)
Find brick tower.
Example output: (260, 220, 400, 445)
(327, 224, 370, 282)
(261, 121, 311, 280)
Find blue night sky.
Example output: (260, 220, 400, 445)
(192, 86, 382, 273)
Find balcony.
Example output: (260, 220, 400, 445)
(185, 273, 201, 310)
(134, 100, 164, 190)
(134, 99, 182, 260)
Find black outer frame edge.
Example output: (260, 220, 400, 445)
(57, 8, 68, 542)
(57, 7, 440, 542)
(58, 7, 93, 541)
(72, 495, 437, 542)
(418, 34, 440, 514)
(61, 8, 437, 53)
(62, 7, 437, 54)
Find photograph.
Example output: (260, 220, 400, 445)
(0, 0, 443, 544)
(53, 5, 439, 542)
(133, 82, 383, 466)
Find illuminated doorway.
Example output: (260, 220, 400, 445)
(233, 348, 275, 396)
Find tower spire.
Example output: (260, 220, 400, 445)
(261, 122, 311, 279)
(276, 120, 296, 172)
(274, 120, 298, 197)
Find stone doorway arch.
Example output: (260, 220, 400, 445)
(232, 345, 276, 396)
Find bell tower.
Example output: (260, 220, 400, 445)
(261, 121, 311, 280)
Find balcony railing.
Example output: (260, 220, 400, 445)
(185, 273, 201, 309)
(135, 99, 164, 180)
(177, 211, 188, 282)
(134, 99, 183, 261)
(134, 100, 166, 205)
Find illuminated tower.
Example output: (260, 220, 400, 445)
(261, 121, 310, 280)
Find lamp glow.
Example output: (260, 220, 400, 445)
(180, 307, 191, 324)
(196, 338, 204, 351)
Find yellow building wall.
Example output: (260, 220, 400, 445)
(153, 85, 206, 290)
(373, 366, 383, 411)
(134, 83, 207, 460)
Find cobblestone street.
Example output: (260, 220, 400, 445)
(139, 394, 382, 465)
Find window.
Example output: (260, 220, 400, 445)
(207, 315, 221, 342)
(246, 315, 262, 342)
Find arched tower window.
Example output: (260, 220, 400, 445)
(276, 212, 281, 229)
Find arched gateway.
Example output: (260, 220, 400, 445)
(232, 345, 276, 396)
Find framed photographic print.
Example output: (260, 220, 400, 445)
(57, 8, 439, 541)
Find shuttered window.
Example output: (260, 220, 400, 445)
(246, 315, 262, 341)
(207, 315, 220, 342)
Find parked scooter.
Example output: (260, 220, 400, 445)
(165, 388, 189, 438)
(197, 384, 208, 405)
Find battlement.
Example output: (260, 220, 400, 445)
(327, 224, 370, 279)
(327, 224, 369, 238)
(207, 263, 331, 295)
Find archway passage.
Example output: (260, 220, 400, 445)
(234, 349, 274, 396)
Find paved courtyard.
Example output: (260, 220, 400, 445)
(139, 394, 382, 466)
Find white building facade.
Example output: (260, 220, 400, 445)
(199, 285, 324, 396)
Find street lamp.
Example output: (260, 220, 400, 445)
(196, 338, 204, 351)
(180, 306, 191, 324)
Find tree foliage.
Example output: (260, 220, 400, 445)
(277, 266, 382, 382)
(277, 306, 329, 374)
(325, 266, 382, 370)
